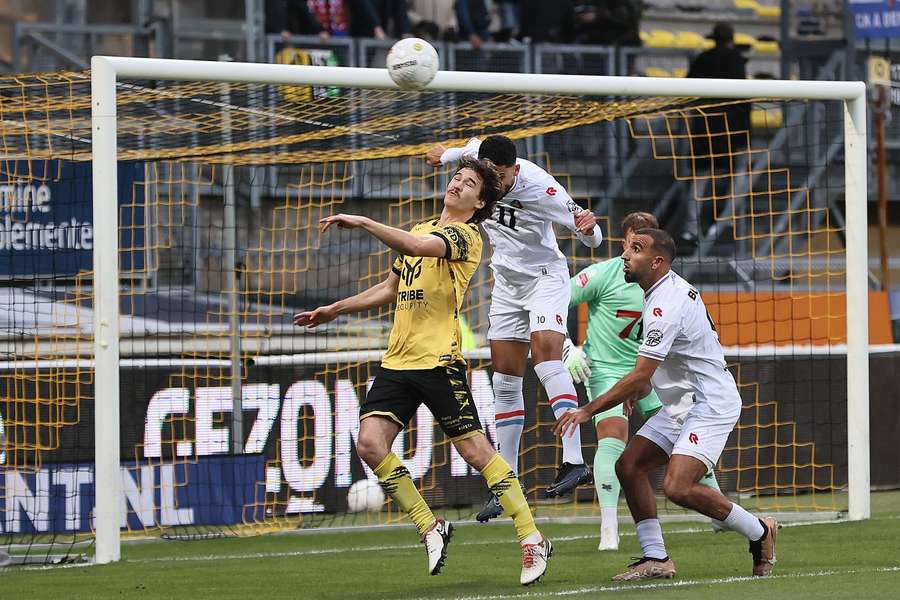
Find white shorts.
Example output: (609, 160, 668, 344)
(635, 400, 740, 470)
(487, 268, 570, 342)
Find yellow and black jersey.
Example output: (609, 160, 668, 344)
(382, 220, 483, 370)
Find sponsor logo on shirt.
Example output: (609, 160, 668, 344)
(645, 328, 663, 346)
(546, 186, 557, 196)
(576, 272, 590, 287)
(688, 432, 699, 444)
(556, 314, 563, 326)
(652, 307, 663, 317)
(401, 258, 423, 286)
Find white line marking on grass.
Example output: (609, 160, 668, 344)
(397, 566, 900, 600)
(7, 518, 878, 570)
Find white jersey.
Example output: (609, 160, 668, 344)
(637, 271, 742, 412)
(440, 138, 603, 280)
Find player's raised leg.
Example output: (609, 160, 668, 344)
(613, 436, 677, 580)
(428, 362, 552, 585)
(663, 454, 778, 576)
(357, 414, 451, 576)
(454, 433, 553, 585)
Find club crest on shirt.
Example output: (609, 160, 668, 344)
(645, 329, 663, 347)
(576, 272, 590, 287)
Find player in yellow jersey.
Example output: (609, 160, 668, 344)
(294, 158, 553, 586)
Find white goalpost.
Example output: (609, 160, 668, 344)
(89, 56, 869, 564)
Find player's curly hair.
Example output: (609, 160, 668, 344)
(457, 156, 502, 224)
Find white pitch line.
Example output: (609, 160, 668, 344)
(397, 566, 900, 600)
(0, 517, 876, 570)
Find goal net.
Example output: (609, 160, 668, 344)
(0, 60, 868, 564)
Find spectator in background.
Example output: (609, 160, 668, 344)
(456, 0, 492, 50)
(518, 1, 575, 44)
(686, 22, 751, 171)
(351, 0, 412, 39)
(408, 0, 458, 40)
(680, 22, 751, 251)
(571, 0, 642, 47)
(494, 0, 521, 42)
(265, 0, 331, 41)
(307, 0, 351, 37)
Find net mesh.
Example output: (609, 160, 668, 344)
(0, 70, 849, 560)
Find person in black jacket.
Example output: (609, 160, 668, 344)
(265, 0, 330, 41)
(687, 22, 751, 171)
(678, 22, 752, 251)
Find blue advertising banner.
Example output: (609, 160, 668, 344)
(0, 455, 264, 534)
(850, 0, 900, 39)
(0, 160, 145, 279)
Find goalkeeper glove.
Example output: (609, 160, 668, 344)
(562, 338, 591, 384)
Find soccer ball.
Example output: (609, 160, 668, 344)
(346, 478, 385, 513)
(386, 37, 439, 90)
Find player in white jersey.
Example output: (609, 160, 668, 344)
(554, 229, 779, 581)
(426, 136, 602, 520)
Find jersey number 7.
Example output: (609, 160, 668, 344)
(616, 309, 643, 340)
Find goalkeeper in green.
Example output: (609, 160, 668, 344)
(564, 212, 721, 551)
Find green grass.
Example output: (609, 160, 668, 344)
(2, 491, 899, 599)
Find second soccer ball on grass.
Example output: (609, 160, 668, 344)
(346, 478, 386, 513)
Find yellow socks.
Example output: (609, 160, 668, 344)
(373, 452, 435, 536)
(480, 453, 539, 542)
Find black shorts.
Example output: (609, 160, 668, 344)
(361, 362, 483, 440)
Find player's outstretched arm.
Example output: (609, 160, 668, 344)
(424, 137, 481, 166)
(529, 177, 604, 248)
(293, 272, 400, 328)
(553, 356, 660, 437)
(320, 214, 448, 258)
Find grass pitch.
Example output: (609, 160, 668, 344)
(2, 491, 899, 599)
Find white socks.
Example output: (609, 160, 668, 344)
(533, 360, 584, 465)
(601, 507, 619, 535)
(492, 372, 525, 475)
(635, 519, 668, 560)
(723, 503, 765, 541)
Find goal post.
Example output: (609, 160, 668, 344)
(83, 57, 868, 564)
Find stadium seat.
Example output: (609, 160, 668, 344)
(644, 29, 678, 48)
(733, 0, 760, 12)
(751, 106, 784, 130)
(733, 32, 758, 48)
(755, 5, 781, 18)
(672, 67, 687, 78)
(674, 31, 713, 50)
(644, 66, 672, 77)
(754, 38, 779, 53)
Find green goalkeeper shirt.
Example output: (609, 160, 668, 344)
(569, 256, 645, 374)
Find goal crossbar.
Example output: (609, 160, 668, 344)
(89, 55, 870, 565)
